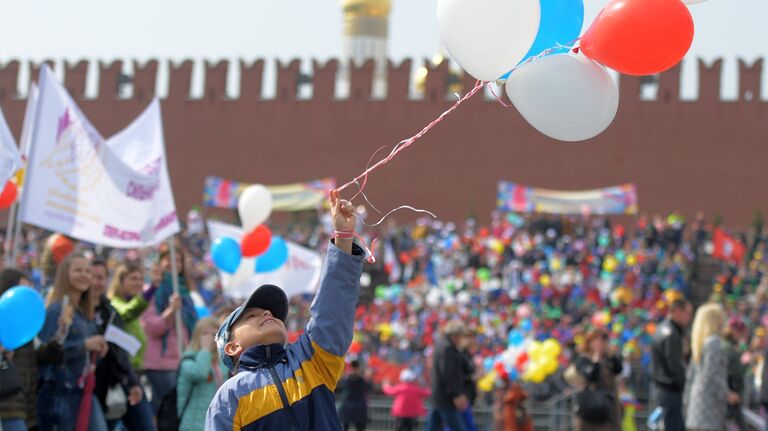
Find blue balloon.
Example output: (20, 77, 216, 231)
(519, 319, 533, 333)
(502, 0, 584, 79)
(483, 357, 494, 371)
(256, 237, 289, 273)
(508, 330, 525, 347)
(211, 237, 242, 274)
(508, 368, 519, 381)
(195, 305, 211, 319)
(0, 286, 45, 350)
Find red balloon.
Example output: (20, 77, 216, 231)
(0, 181, 17, 209)
(516, 352, 529, 370)
(580, 0, 694, 76)
(241, 225, 272, 257)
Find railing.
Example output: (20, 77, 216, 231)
(363, 394, 654, 431)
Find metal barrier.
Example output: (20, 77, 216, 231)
(363, 395, 652, 431)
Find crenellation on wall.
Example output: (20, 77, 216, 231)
(64, 61, 89, 100)
(738, 59, 762, 102)
(658, 65, 681, 105)
(274, 59, 301, 102)
(349, 59, 375, 102)
(698, 59, 722, 105)
(386, 59, 411, 102)
(98, 61, 123, 100)
(133, 60, 158, 102)
(204, 61, 228, 101)
(239, 60, 265, 101)
(167, 60, 194, 102)
(424, 59, 450, 103)
(0, 61, 20, 100)
(312, 59, 338, 101)
(0, 58, 765, 105)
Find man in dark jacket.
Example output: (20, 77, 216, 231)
(337, 359, 372, 431)
(650, 299, 692, 431)
(425, 321, 472, 431)
(90, 259, 155, 431)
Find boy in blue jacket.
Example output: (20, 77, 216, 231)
(206, 191, 364, 431)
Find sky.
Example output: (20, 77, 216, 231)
(0, 0, 765, 99)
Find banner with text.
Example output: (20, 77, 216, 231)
(20, 66, 179, 248)
(204, 176, 335, 211)
(497, 181, 638, 215)
(207, 220, 323, 300)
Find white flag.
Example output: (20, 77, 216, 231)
(0, 105, 23, 187)
(19, 85, 39, 159)
(104, 323, 142, 357)
(20, 66, 179, 248)
(206, 220, 323, 300)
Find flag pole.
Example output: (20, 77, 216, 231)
(168, 237, 185, 357)
(4, 201, 17, 266)
(11, 80, 44, 264)
(10, 84, 39, 264)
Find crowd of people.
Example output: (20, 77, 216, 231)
(0, 205, 767, 431)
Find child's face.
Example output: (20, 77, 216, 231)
(224, 307, 288, 361)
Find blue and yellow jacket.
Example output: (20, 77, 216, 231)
(206, 242, 364, 431)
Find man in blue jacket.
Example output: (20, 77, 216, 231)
(206, 191, 364, 431)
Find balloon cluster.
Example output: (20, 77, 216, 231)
(437, 0, 699, 142)
(211, 185, 289, 280)
(478, 323, 563, 391)
(0, 286, 46, 350)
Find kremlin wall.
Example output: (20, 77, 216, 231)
(0, 0, 765, 226)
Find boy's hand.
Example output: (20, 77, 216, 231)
(330, 190, 355, 254)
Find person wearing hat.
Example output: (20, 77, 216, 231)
(425, 321, 473, 431)
(205, 191, 364, 430)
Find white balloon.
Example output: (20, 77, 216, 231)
(226, 257, 255, 288)
(238, 185, 273, 231)
(682, 0, 706, 4)
(437, 0, 541, 81)
(505, 54, 619, 142)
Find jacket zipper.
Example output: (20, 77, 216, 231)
(266, 346, 301, 431)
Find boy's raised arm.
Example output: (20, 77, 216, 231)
(306, 191, 364, 356)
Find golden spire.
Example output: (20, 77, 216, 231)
(342, 0, 391, 38)
(342, 0, 392, 17)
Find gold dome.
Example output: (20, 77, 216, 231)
(342, 0, 392, 17)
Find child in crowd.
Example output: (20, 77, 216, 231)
(206, 191, 365, 430)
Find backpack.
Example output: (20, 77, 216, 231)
(575, 387, 614, 423)
(157, 354, 199, 431)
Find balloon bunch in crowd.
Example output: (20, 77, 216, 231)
(210, 185, 289, 281)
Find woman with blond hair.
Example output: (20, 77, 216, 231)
(175, 317, 222, 431)
(684, 303, 739, 431)
(37, 254, 109, 431)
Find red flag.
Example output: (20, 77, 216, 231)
(713, 229, 746, 263)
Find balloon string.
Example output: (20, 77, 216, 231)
(359, 205, 438, 228)
(335, 79, 486, 195)
(488, 85, 511, 108)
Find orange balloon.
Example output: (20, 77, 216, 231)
(48, 234, 74, 264)
(580, 0, 694, 76)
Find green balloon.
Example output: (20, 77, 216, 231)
(477, 268, 491, 282)
(375, 285, 387, 299)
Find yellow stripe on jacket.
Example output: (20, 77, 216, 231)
(233, 341, 345, 428)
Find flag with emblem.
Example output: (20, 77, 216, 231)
(713, 228, 746, 263)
